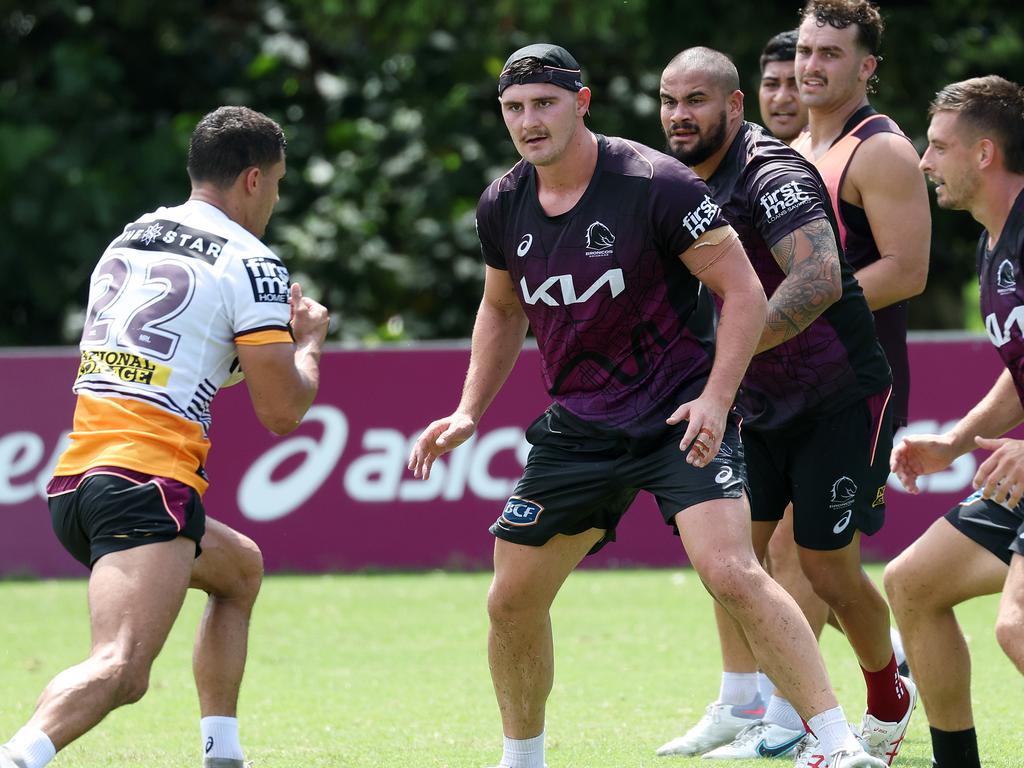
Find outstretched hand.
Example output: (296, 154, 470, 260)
(408, 412, 477, 480)
(890, 433, 958, 494)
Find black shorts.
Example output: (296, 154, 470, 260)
(745, 390, 893, 551)
(945, 490, 1024, 566)
(47, 467, 206, 569)
(490, 404, 748, 555)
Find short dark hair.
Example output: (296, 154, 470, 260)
(801, 0, 884, 55)
(665, 47, 740, 94)
(187, 106, 286, 188)
(930, 76, 1024, 174)
(760, 30, 799, 73)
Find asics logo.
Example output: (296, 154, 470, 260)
(755, 734, 805, 758)
(833, 508, 853, 534)
(517, 234, 533, 257)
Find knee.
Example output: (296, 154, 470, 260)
(696, 553, 763, 607)
(995, 612, 1024, 668)
(800, 560, 852, 608)
(486, 578, 547, 628)
(883, 553, 929, 616)
(93, 646, 151, 706)
(233, 537, 264, 603)
(216, 536, 264, 604)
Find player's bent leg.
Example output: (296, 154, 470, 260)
(26, 537, 196, 751)
(798, 539, 892, 671)
(885, 518, 1006, 732)
(766, 506, 830, 638)
(675, 498, 838, 722)
(488, 530, 604, 742)
(189, 517, 263, 767)
(995, 553, 1024, 673)
(189, 517, 264, 717)
(799, 540, 916, 764)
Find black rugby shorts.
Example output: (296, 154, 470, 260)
(945, 490, 1024, 565)
(47, 467, 205, 568)
(744, 389, 893, 550)
(490, 404, 748, 555)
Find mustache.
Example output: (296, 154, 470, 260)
(669, 121, 699, 133)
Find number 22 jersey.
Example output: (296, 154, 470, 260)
(52, 199, 293, 494)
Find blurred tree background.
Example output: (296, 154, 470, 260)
(2, 0, 1022, 346)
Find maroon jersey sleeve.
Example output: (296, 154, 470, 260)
(746, 156, 831, 249)
(476, 179, 507, 270)
(647, 153, 725, 258)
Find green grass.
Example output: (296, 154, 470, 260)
(0, 568, 1016, 767)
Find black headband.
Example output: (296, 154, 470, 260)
(498, 65, 585, 96)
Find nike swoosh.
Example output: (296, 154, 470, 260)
(756, 735, 805, 757)
(737, 706, 766, 717)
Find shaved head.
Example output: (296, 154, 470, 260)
(664, 47, 740, 95)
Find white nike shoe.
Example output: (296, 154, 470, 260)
(859, 676, 918, 765)
(0, 747, 23, 768)
(657, 700, 764, 756)
(703, 721, 806, 759)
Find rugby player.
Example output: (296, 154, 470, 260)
(0, 107, 328, 768)
(409, 43, 885, 768)
(887, 75, 1024, 768)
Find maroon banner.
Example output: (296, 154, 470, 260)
(0, 337, 1009, 577)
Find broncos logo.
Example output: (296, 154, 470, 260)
(830, 476, 857, 505)
(997, 259, 1016, 293)
(586, 221, 615, 250)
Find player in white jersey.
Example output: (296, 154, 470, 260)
(0, 106, 328, 768)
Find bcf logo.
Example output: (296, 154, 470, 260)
(501, 497, 543, 527)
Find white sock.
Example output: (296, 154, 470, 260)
(890, 625, 907, 668)
(6, 727, 56, 768)
(718, 672, 760, 706)
(764, 695, 803, 731)
(500, 731, 545, 768)
(808, 707, 860, 757)
(756, 672, 775, 704)
(201, 716, 244, 761)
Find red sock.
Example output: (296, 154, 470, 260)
(863, 654, 909, 722)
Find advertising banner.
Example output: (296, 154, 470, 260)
(0, 337, 1008, 577)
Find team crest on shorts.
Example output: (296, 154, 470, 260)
(501, 497, 543, 527)
(871, 485, 886, 508)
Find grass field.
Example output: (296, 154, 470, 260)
(0, 568, 1016, 767)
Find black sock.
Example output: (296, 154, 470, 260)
(930, 726, 980, 768)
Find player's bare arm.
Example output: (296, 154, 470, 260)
(757, 218, 842, 353)
(846, 134, 931, 310)
(408, 266, 529, 480)
(237, 282, 328, 435)
(892, 369, 1024, 493)
(669, 225, 766, 466)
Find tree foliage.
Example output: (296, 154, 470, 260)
(3, 0, 1023, 345)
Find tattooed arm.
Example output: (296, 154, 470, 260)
(754, 218, 842, 354)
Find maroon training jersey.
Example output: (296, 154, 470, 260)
(707, 122, 891, 430)
(476, 134, 722, 438)
(979, 189, 1024, 405)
